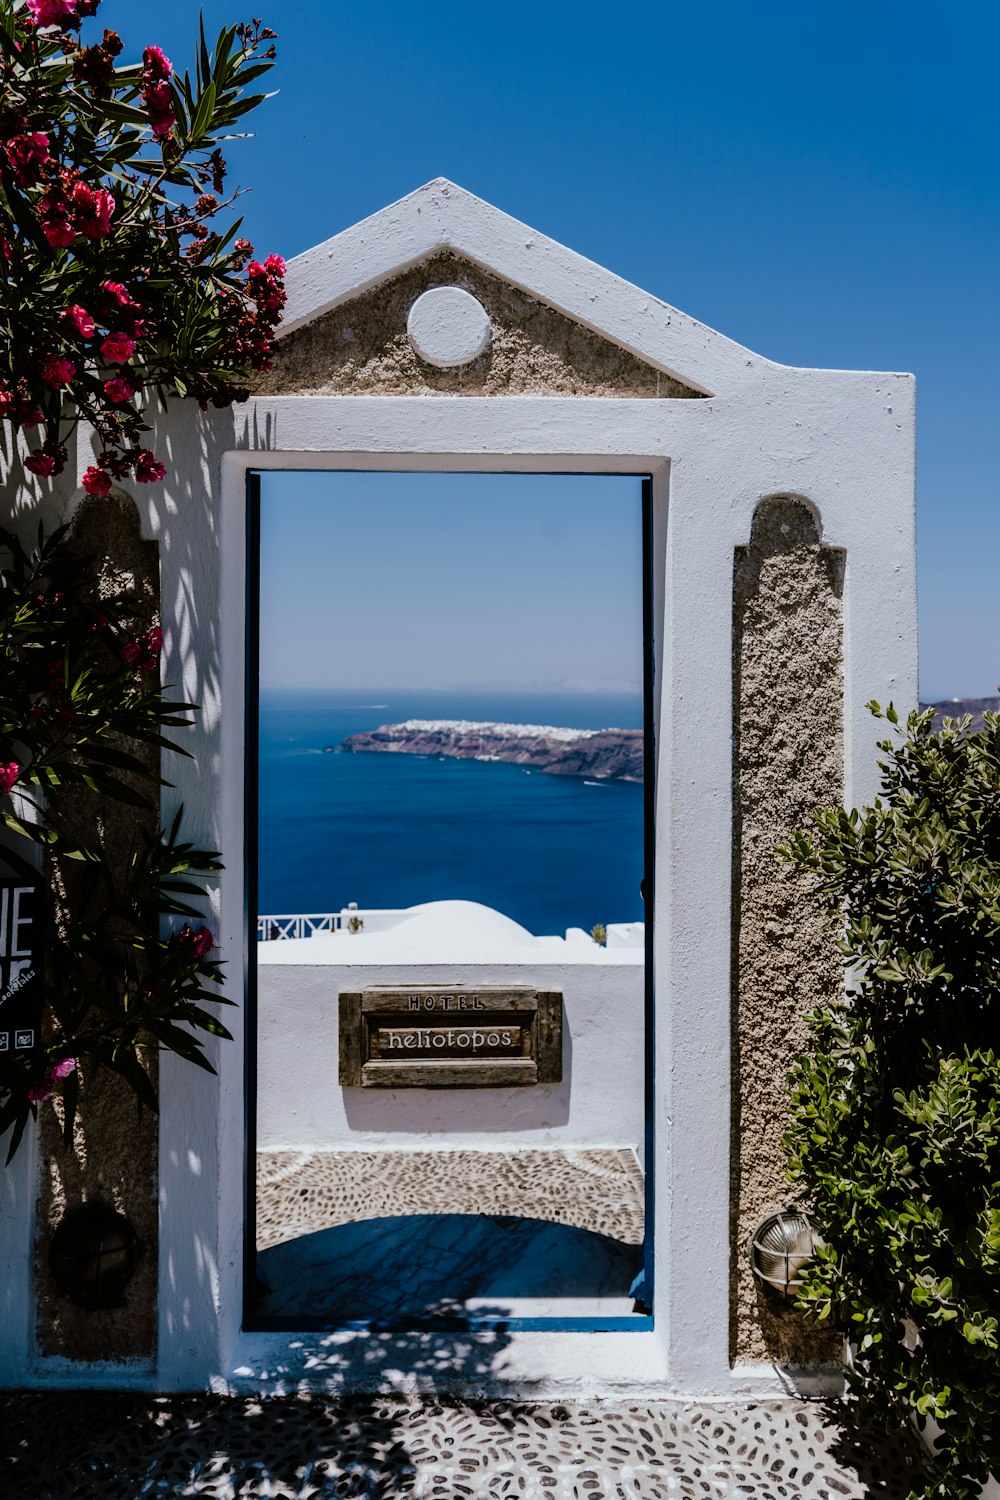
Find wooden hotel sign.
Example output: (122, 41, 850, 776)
(338, 986, 563, 1088)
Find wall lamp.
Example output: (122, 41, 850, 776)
(49, 1202, 139, 1310)
(750, 1210, 823, 1302)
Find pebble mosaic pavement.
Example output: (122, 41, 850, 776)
(255, 1149, 646, 1251)
(0, 1392, 922, 1499)
(5, 1156, 921, 1495)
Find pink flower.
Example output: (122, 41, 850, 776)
(120, 624, 163, 672)
(142, 47, 175, 139)
(26, 0, 78, 28)
(145, 81, 172, 109)
(64, 303, 95, 338)
(142, 44, 172, 79)
(16, 403, 45, 429)
(24, 447, 65, 477)
(0, 386, 13, 417)
(0, 762, 20, 793)
(102, 280, 136, 307)
(41, 354, 75, 389)
(133, 448, 165, 483)
(71, 182, 114, 238)
(193, 928, 214, 959)
(27, 1055, 76, 1104)
(41, 213, 75, 248)
(82, 465, 111, 496)
(246, 255, 286, 317)
(148, 108, 174, 140)
(174, 922, 214, 960)
(4, 132, 50, 187)
(128, 624, 165, 670)
(101, 332, 135, 364)
(103, 375, 134, 403)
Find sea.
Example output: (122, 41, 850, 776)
(258, 689, 645, 936)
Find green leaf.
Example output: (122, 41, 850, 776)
(188, 79, 217, 142)
(99, 98, 153, 128)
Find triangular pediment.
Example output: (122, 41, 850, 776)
(265, 180, 775, 400)
(256, 250, 703, 399)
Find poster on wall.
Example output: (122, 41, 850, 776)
(0, 879, 42, 1055)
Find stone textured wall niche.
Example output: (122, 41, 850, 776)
(255, 252, 706, 400)
(731, 496, 844, 1366)
(35, 492, 159, 1363)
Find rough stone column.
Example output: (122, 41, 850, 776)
(35, 493, 160, 1363)
(731, 496, 843, 1366)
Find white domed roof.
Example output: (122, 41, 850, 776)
(387, 900, 537, 947)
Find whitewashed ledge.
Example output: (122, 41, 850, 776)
(255, 900, 646, 1154)
(256, 899, 645, 966)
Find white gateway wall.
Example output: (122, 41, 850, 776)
(0, 180, 918, 1398)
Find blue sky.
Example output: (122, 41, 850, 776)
(258, 473, 645, 692)
(113, 0, 1000, 700)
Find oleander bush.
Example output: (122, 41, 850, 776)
(781, 701, 1000, 1499)
(1, 0, 285, 488)
(0, 522, 231, 1160)
(0, 0, 286, 1158)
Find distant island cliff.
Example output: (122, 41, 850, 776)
(334, 720, 644, 783)
(922, 696, 1000, 732)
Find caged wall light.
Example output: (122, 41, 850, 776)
(750, 1210, 824, 1302)
(49, 1202, 139, 1310)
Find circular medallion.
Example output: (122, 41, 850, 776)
(407, 286, 492, 369)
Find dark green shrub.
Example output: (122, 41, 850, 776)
(782, 701, 1000, 1500)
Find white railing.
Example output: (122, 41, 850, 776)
(257, 913, 343, 941)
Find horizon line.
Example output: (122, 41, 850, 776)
(258, 684, 644, 695)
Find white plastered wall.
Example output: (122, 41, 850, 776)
(0, 183, 917, 1397)
(256, 960, 645, 1154)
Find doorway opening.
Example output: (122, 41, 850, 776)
(245, 470, 654, 1331)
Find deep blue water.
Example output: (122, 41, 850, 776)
(258, 690, 645, 935)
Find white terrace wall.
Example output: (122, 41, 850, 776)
(256, 957, 645, 1155)
(0, 179, 917, 1397)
